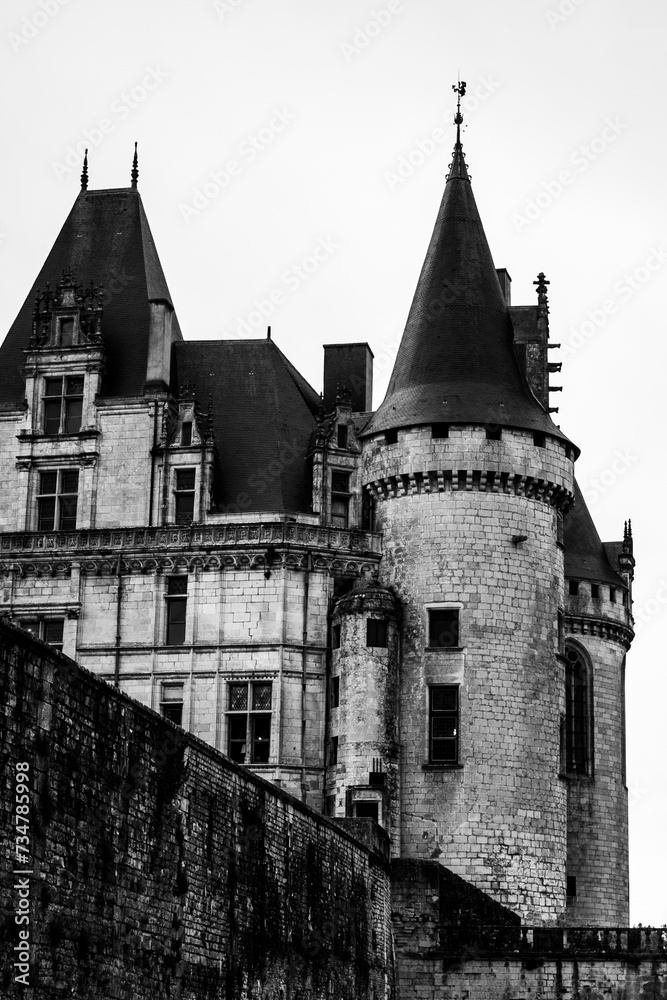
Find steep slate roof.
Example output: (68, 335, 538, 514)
(363, 142, 570, 443)
(172, 339, 320, 514)
(564, 479, 625, 587)
(0, 187, 182, 402)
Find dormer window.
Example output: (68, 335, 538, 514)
(181, 421, 193, 446)
(59, 317, 75, 347)
(43, 376, 84, 435)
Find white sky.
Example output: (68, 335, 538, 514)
(1, 0, 665, 925)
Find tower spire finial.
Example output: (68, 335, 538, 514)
(131, 141, 139, 188)
(80, 149, 89, 191)
(452, 78, 466, 145)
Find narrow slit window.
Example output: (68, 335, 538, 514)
(166, 576, 188, 645)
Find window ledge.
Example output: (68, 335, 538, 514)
(425, 646, 464, 653)
(559, 771, 594, 783)
(422, 763, 463, 771)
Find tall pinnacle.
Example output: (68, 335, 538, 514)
(131, 141, 139, 188)
(80, 149, 89, 191)
(362, 90, 567, 441)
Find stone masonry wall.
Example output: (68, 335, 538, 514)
(363, 425, 574, 924)
(0, 619, 394, 999)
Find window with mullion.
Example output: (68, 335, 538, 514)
(42, 376, 83, 435)
(174, 468, 196, 524)
(330, 470, 351, 529)
(165, 576, 188, 645)
(19, 618, 64, 652)
(37, 470, 79, 531)
(565, 646, 591, 774)
(227, 681, 272, 764)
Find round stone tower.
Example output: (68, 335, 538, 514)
(327, 580, 401, 851)
(360, 134, 576, 924)
(562, 480, 634, 925)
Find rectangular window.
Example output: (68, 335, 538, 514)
(384, 429, 398, 445)
(367, 618, 388, 648)
(180, 421, 193, 446)
(533, 431, 546, 448)
(354, 801, 379, 822)
(166, 576, 188, 645)
(431, 423, 449, 439)
(569, 580, 579, 596)
(18, 618, 64, 652)
(160, 683, 184, 726)
(591, 584, 600, 599)
(60, 317, 75, 347)
(566, 875, 577, 898)
(337, 424, 348, 448)
(331, 623, 341, 649)
(429, 685, 459, 764)
(37, 469, 79, 531)
(330, 470, 351, 529)
(42, 376, 83, 435)
(227, 681, 272, 764)
(174, 468, 196, 524)
(428, 608, 460, 649)
(609, 587, 616, 603)
(330, 675, 340, 708)
(486, 425, 502, 440)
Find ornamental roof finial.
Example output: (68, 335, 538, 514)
(81, 149, 89, 191)
(452, 78, 466, 145)
(131, 141, 139, 188)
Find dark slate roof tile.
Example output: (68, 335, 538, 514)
(172, 339, 318, 514)
(564, 479, 625, 586)
(0, 188, 181, 402)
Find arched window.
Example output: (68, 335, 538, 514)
(565, 644, 592, 775)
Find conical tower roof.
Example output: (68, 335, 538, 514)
(363, 138, 568, 442)
(564, 479, 625, 587)
(0, 184, 181, 402)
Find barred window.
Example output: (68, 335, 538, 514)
(227, 681, 272, 765)
(37, 469, 79, 531)
(429, 685, 459, 764)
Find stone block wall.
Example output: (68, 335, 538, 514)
(0, 619, 394, 999)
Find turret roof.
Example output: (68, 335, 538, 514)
(362, 141, 570, 442)
(564, 479, 626, 587)
(0, 186, 182, 402)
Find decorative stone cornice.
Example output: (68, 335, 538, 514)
(564, 613, 634, 650)
(0, 522, 382, 578)
(366, 468, 573, 512)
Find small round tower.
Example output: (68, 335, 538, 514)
(562, 481, 634, 924)
(326, 580, 401, 851)
(359, 133, 576, 923)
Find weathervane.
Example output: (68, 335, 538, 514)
(452, 79, 466, 143)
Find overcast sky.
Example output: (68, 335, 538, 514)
(1, 0, 665, 925)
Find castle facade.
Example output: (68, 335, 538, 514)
(0, 127, 635, 933)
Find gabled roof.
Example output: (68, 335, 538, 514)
(172, 338, 320, 514)
(363, 142, 569, 443)
(0, 187, 181, 402)
(564, 479, 625, 587)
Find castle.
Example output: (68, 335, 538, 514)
(0, 106, 651, 996)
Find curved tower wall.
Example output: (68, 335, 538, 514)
(564, 584, 632, 924)
(363, 423, 574, 924)
(328, 586, 401, 853)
